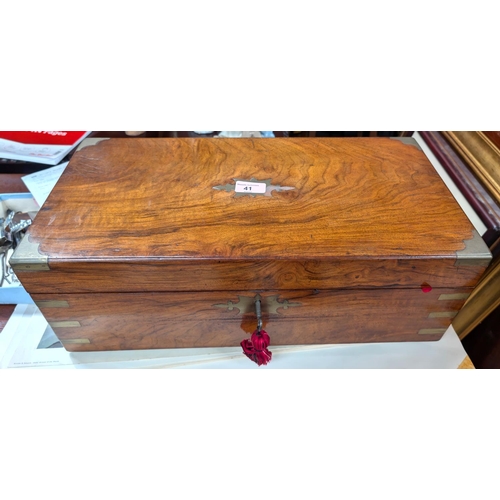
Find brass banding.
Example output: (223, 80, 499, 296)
(49, 321, 81, 328)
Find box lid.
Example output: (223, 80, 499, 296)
(11, 138, 491, 293)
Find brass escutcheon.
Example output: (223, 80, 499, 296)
(213, 293, 301, 315)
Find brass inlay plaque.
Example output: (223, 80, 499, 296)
(213, 178, 295, 197)
(61, 339, 90, 344)
(213, 294, 301, 315)
(35, 300, 70, 308)
(428, 311, 458, 318)
(438, 293, 470, 301)
(418, 328, 447, 335)
(49, 321, 81, 328)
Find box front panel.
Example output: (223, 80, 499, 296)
(32, 288, 471, 352)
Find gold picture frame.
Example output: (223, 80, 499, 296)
(442, 131, 500, 339)
(442, 131, 500, 205)
(453, 253, 500, 339)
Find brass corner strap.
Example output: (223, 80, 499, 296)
(428, 311, 458, 318)
(389, 136, 423, 151)
(455, 230, 492, 267)
(9, 234, 50, 271)
(49, 321, 81, 328)
(438, 293, 471, 301)
(418, 328, 447, 335)
(75, 137, 110, 152)
(35, 300, 69, 308)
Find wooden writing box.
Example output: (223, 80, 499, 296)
(11, 138, 492, 355)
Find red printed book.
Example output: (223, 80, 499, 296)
(0, 131, 91, 165)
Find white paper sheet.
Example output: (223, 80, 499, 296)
(21, 162, 68, 207)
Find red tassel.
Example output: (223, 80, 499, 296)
(241, 330, 272, 366)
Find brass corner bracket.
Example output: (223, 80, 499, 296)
(455, 230, 491, 267)
(10, 234, 50, 271)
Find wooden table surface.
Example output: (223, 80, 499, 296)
(458, 356, 475, 368)
(1, 173, 29, 192)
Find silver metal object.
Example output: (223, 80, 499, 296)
(255, 297, 263, 333)
(1, 210, 34, 286)
(9, 219, 31, 235)
(0, 250, 7, 287)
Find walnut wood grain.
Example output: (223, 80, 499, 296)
(33, 288, 470, 351)
(17, 256, 486, 293)
(0, 174, 30, 192)
(17, 138, 481, 293)
(29, 138, 475, 259)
